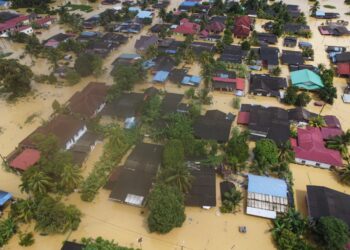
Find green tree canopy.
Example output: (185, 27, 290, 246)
(226, 128, 250, 165)
(111, 63, 145, 92)
(253, 139, 279, 167)
(74, 53, 103, 77)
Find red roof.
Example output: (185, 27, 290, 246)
(235, 78, 245, 91)
(206, 21, 225, 33)
(321, 127, 343, 140)
(0, 15, 29, 32)
(35, 16, 54, 26)
(10, 149, 41, 171)
(293, 127, 342, 167)
(337, 63, 350, 75)
(212, 77, 245, 90)
(174, 21, 200, 35)
(237, 112, 250, 125)
(213, 77, 235, 83)
(233, 16, 251, 38)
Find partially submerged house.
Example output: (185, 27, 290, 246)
(281, 50, 304, 65)
(233, 15, 252, 38)
(67, 82, 108, 118)
(247, 174, 288, 219)
(290, 69, 324, 90)
(106, 143, 163, 207)
(291, 127, 343, 169)
(0, 190, 12, 212)
(173, 18, 200, 36)
(190, 42, 215, 56)
(306, 185, 350, 227)
(342, 85, 350, 103)
(44, 33, 74, 48)
(257, 33, 278, 45)
(283, 36, 297, 47)
(212, 71, 245, 95)
(249, 74, 287, 98)
(61, 241, 85, 250)
(134, 35, 158, 53)
(185, 164, 216, 209)
(288, 107, 317, 124)
(161, 93, 184, 115)
(193, 110, 234, 143)
(9, 148, 41, 171)
(259, 46, 279, 70)
(103, 92, 144, 119)
(319, 24, 350, 36)
(219, 45, 247, 64)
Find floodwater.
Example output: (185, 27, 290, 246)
(2, 0, 350, 249)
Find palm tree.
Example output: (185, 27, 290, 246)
(326, 130, 350, 159)
(60, 164, 83, 194)
(308, 116, 326, 128)
(309, 1, 320, 16)
(161, 165, 194, 193)
(20, 171, 52, 197)
(220, 188, 242, 213)
(10, 199, 35, 223)
(278, 141, 295, 163)
(335, 163, 350, 185)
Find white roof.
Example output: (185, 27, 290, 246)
(125, 194, 144, 206)
(246, 207, 276, 219)
(343, 94, 350, 103)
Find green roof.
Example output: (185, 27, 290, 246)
(290, 69, 324, 90)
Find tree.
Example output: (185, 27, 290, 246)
(24, 35, 43, 57)
(241, 40, 250, 51)
(82, 237, 136, 250)
(310, 1, 320, 16)
(254, 139, 279, 167)
(302, 47, 314, 59)
(272, 21, 284, 37)
(220, 187, 243, 213)
(0, 218, 17, 247)
(271, 66, 281, 76)
(326, 130, 350, 158)
(319, 85, 337, 105)
(160, 164, 194, 193)
(10, 199, 36, 223)
(59, 164, 83, 194)
(278, 141, 295, 163)
(226, 128, 249, 167)
(185, 87, 196, 99)
(141, 95, 162, 124)
(65, 69, 81, 85)
(308, 116, 326, 128)
(283, 86, 298, 105)
(19, 232, 34, 247)
(295, 92, 311, 107)
(144, 44, 158, 60)
(20, 168, 53, 197)
(111, 63, 145, 92)
(158, 8, 167, 22)
(197, 88, 213, 105)
(222, 28, 233, 45)
(335, 163, 350, 185)
(0, 59, 33, 99)
(147, 184, 186, 233)
(315, 216, 349, 250)
(74, 53, 103, 77)
(162, 139, 185, 169)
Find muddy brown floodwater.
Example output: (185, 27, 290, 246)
(2, 0, 350, 249)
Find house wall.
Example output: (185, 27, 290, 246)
(65, 125, 87, 150)
(20, 27, 33, 35)
(295, 157, 331, 169)
(94, 103, 106, 117)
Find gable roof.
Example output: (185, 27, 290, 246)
(291, 69, 324, 90)
(337, 62, 350, 75)
(10, 149, 41, 171)
(161, 93, 184, 114)
(249, 74, 287, 97)
(233, 15, 251, 37)
(103, 92, 144, 118)
(134, 35, 158, 52)
(281, 50, 304, 65)
(257, 33, 278, 44)
(174, 20, 200, 35)
(260, 46, 279, 65)
(68, 82, 108, 117)
(61, 241, 85, 250)
(288, 107, 317, 122)
(293, 127, 342, 166)
(307, 185, 350, 227)
(0, 191, 12, 207)
(248, 174, 287, 198)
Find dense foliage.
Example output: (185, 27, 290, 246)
(74, 53, 103, 77)
(111, 63, 145, 92)
(225, 128, 249, 171)
(253, 139, 279, 167)
(82, 237, 137, 250)
(147, 184, 186, 234)
(220, 187, 243, 213)
(0, 218, 17, 247)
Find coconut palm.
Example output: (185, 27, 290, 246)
(278, 141, 295, 163)
(335, 163, 350, 185)
(161, 165, 194, 193)
(308, 116, 326, 128)
(10, 199, 35, 223)
(309, 1, 320, 15)
(0, 218, 17, 246)
(220, 188, 243, 213)
(20, 170, 52, 197)
(326, 130, 350, 159)
(60, 164, 83, 194)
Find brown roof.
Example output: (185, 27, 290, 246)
(20, 114, 85, 149)
(68, 82, 108, 117)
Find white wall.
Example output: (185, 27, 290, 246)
(65, 125, 87, 150)
(295, 157, 331, 169)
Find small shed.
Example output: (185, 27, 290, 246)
(153, 71, 169, 83)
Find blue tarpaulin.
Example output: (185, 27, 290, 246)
(137, 11, 153, 19)
(248, 174, 287, 198)
(153, 71, 169, 83)
(180, 1, 198, 7)
(0, 191, 12, 207)
(181, 75, 201, 86)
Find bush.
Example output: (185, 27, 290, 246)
(19, 232, 35, 247)
(74, 53, 103, 77)
(0, 218, 17, 247)
(295, 92, 311, 107)
(241, 40, 250, 51)
(253, 139, 279, 167)
(65, 69, 81, 85)
(232, 97, 241, 109)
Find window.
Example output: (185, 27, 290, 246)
(315, 163, 320, 167)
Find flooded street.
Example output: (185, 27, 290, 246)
(1, 0, 350, 249)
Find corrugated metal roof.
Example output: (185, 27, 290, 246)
(248, 174, 287, 198)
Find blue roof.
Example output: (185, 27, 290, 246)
(316, 10, 325, 16)
(128, 7, 140, 12)
(0, 191, 12, 207)
(119, 53, 140, 59)
(190, 76, 201, 84)
(136, 11, 153, 19)
(182, 75, 201, 85)
(248, 174, 287, 198)
(180, 1, 198, 7)
(80, 31, 98, 36)
(153, 71, 169, 82)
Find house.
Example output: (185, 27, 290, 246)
(185, 164, 216, 208)
(233, 15, 252, 38)
(335, 52, 350, 63)
(173, 18, 200, 35)
(102, 32, 128, 47)
(169, 68, 188, 84)
(136, 10, 153, 23)
(86, 40, 113, 58)
(179, 1, 199, 11)
(281, 50, 304, 65)
(289, 64, 317, 73)
(291, 127, 343, 168)
(212, 74, 245, 95)
(0, 14, 30, 37)
(238, 105, 290, 144)
(257, 33, 278, 45)
(149, 23, 170, 33)
(44, 33, 74, 48)
(106, 143, 163, 207)
(286, 4, 301, 18)
(314, 11, 340, 19)
(205, 21, 225, 34)
(0, 190, 12, 212)
(290, 69, 324, 90)
(76, 31, 101, 43)
(134, 35, 158, 53)
(319, 25, 350, 36)
(306, 185, 350, 227)
(157, 39, 183, 54)
(103, 92, 144, 119)
(283, 36, 297, 47)
(152, 55, 176, 72)
(9, 148, 41, 171)
(161, 93, 184, 115)
(246, 174, 288, 219)
(219, 45, 247, 64)
(153, 70, 169, 83)
(33, 16, 54, 28)
(67, 82, 108, 118)
(190, 42, 215, 56)
(111, 53, 141, 67)
(181, 75, 201, 86)
(284, 23, 310, 35)
(342, 85, 350, 103)
(83, 15, 99, 29)
(114, 22, 142, 33)
(337, 62, 350, 77)
(199, 32, 221, 42)
(249, 74, 287, 98)
(259, 46, 279, 70)
(61, 241, 85, 250)
(288, 107, 317, 124)
(193, 110, 234, 143)
(20, 114, 87, 151)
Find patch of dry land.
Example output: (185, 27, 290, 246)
(2, 0, 350, 249)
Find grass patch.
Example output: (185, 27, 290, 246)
(64, 3, 93, 12)
(24, 113, 40, 124)
(323, 5, 336, 9)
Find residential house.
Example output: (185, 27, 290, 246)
(259, 46, 279, 70)
(67, 82, 108, 118)
(153, 71, 169, 83)
(20, 114, 87, 151)
(247, 174, 288, 219)
(306, 185, 350, 227)
(288, 107, 317, 124)
(76, 31, 101, 43)
(179, 1, 199, 11)
(9, 148, 41, 171)
(114, 22, 142, 33)
(205, 21, 225, 34)
(0, 190, 12, 212)
(284, 23, 310, 35)
(173, 18, 200, 35)
(233, 15, 252, 38)
(314, 11, 340, 19)
(337, 62, 350, 77)
(86, 40, 113, 58)
(219, 45, 247, 64)
(249, 74, 287, 98)
(61, 241, 85, 250)
(291, 127, 343, 169)
(157, 39, 183, 54)
(44, 33, 74, 48)
(193, 110, 234, 143)
(290, 69, 324, 90)
(134, 35, 158, 53)
(286, 4, 301, 18)
(319, 24, 350, 36)
(105, 143, 163, 207)
(289, 64, 317, 73)
(136, 10, 153, 24)
(212, 70, 245, 95)
(190, 41, 215, 56)
(257, 33, 278, 45)
(102, 32, 128, 47)
(283, 36, 297, 47)
(281, 50, 304, 65)
(342, 85, 350, 103)
(111, 53, 141, 67)
(83, 15, 99, 29)
(0, 14, 32, 37)
(161, 93, 184, 115)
